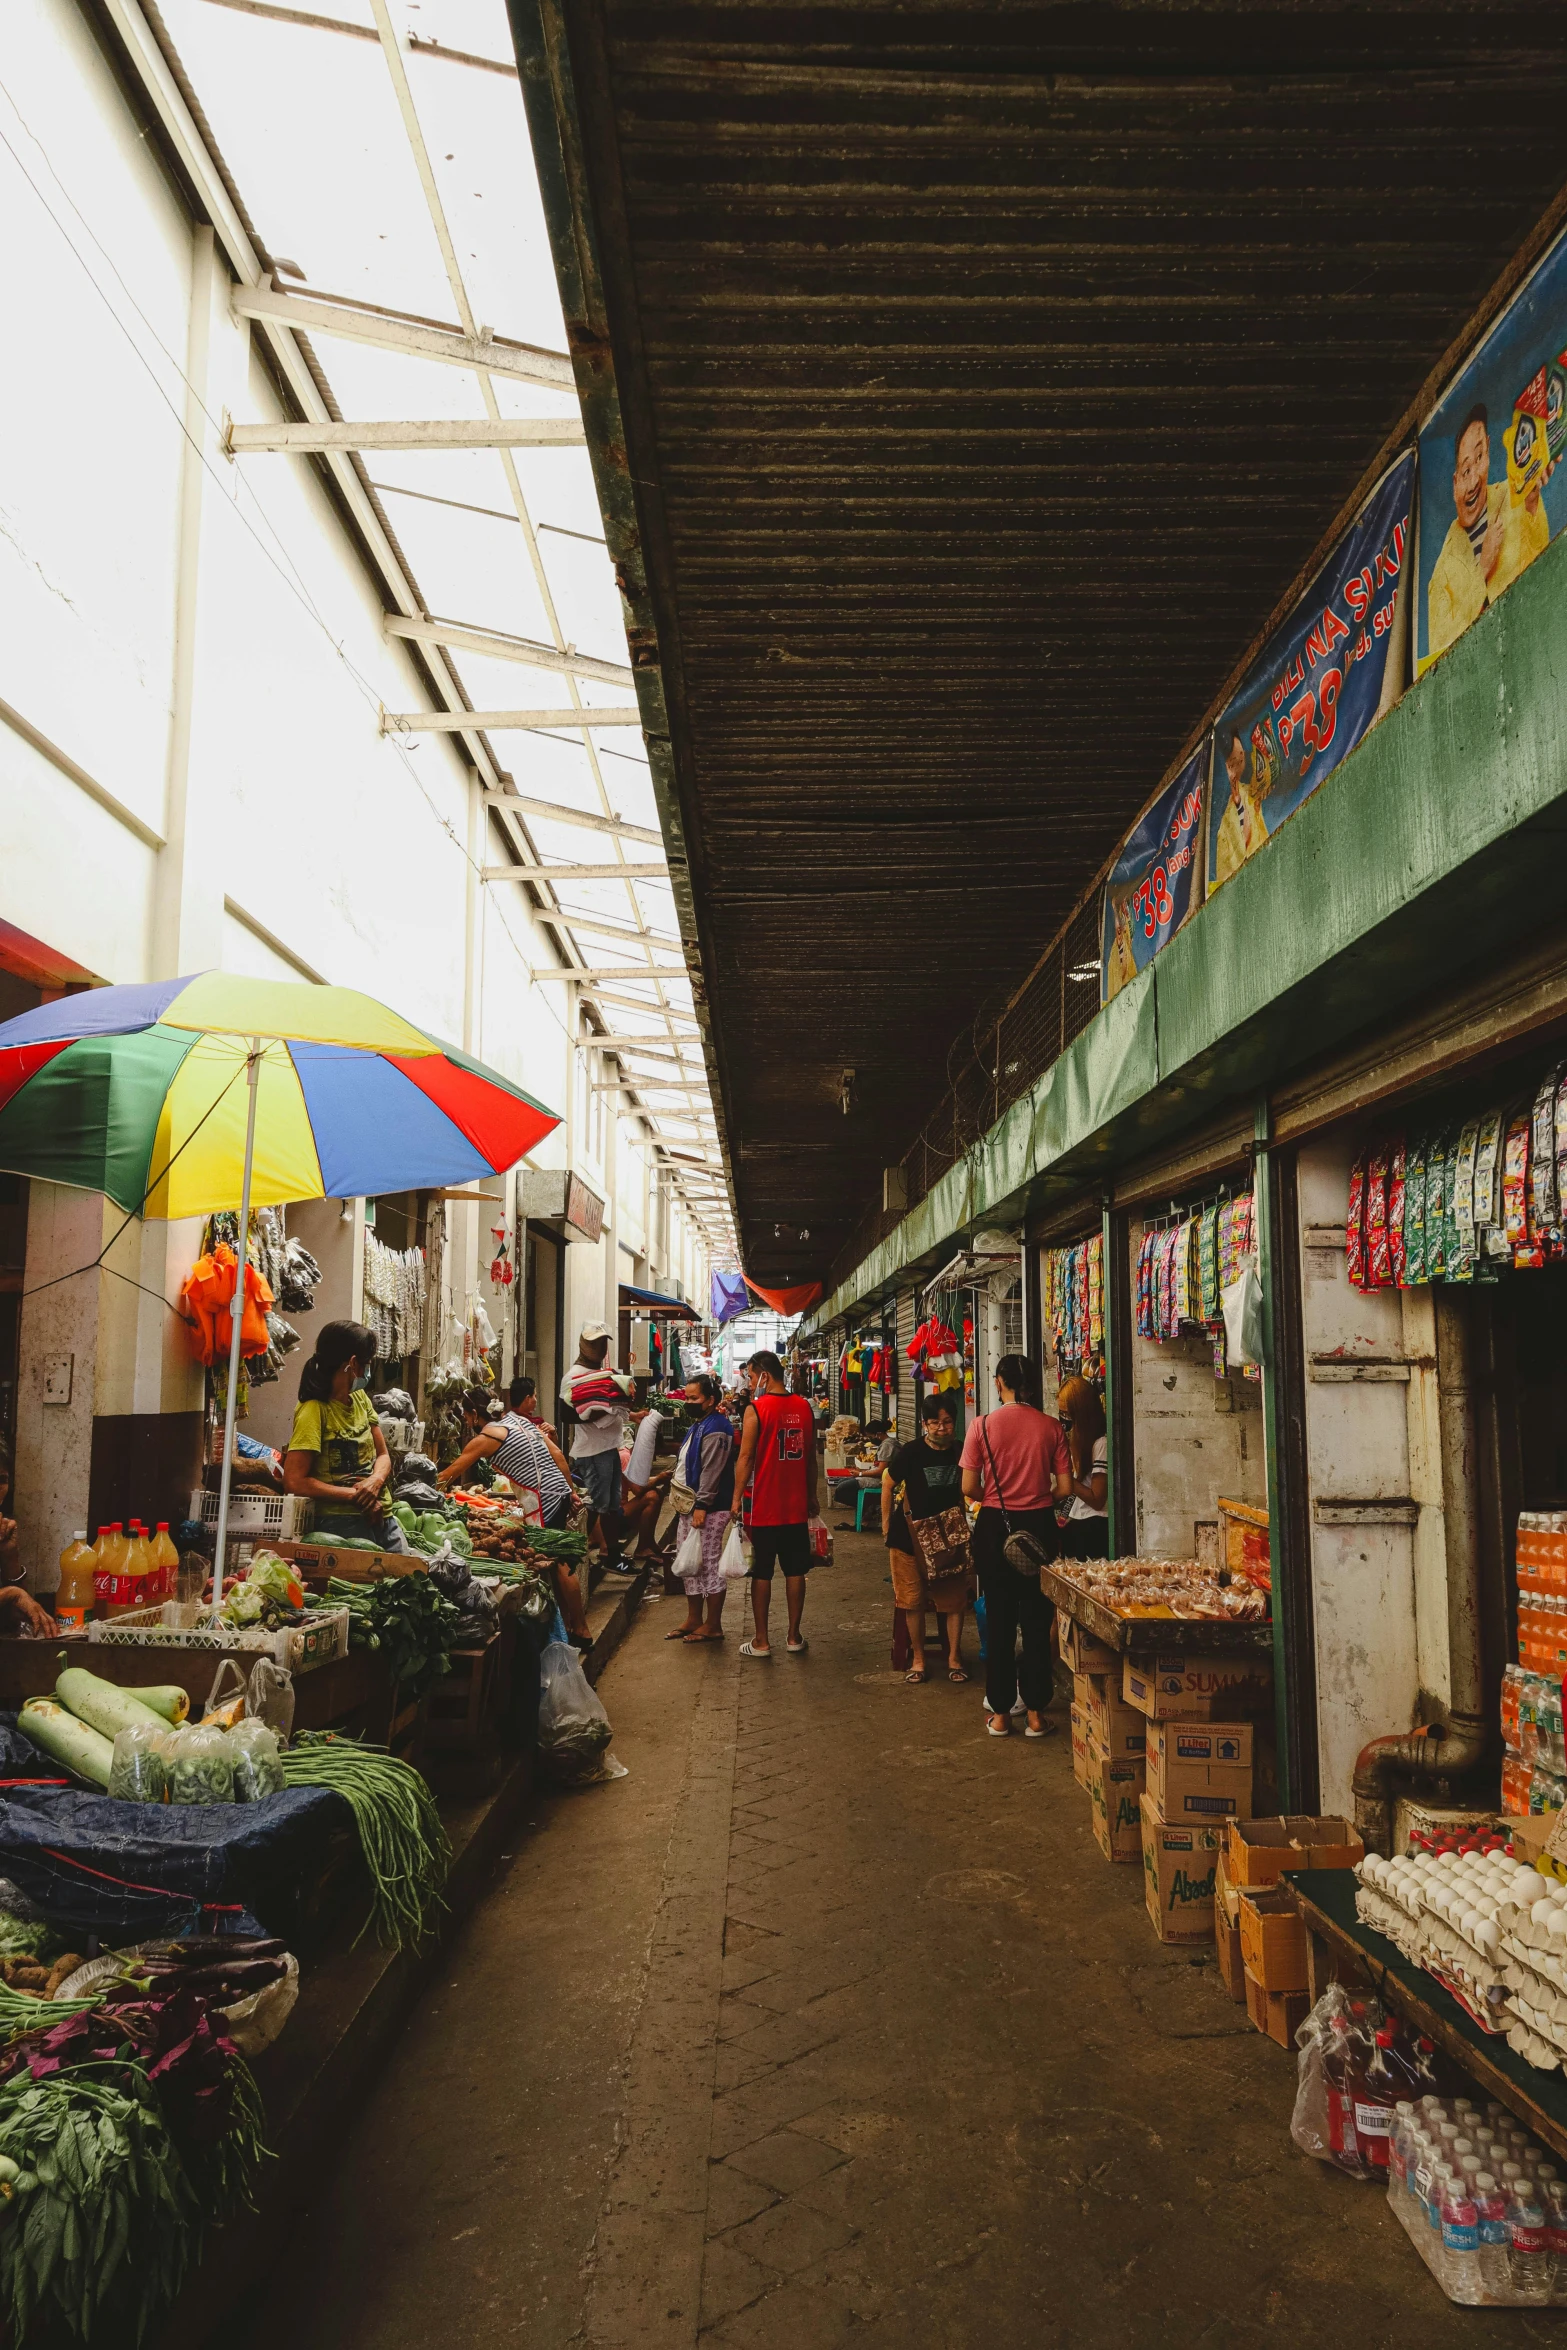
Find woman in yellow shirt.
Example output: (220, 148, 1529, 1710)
(283, 1319, 405, 1548)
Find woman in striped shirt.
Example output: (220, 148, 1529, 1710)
(440, 1387, 590, 1645)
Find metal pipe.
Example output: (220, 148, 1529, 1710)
(211, 1040, 262, 1609)
(1352, 1290, 1489, 1853)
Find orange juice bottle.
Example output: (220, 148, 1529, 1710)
(55, 1533, 95, 1630)
(151, 1523, 178, 1603)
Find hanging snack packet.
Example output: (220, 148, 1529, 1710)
(1387, 1140, 1407, 1287)
(1346, 1156, 1368, 1290)
(1366, 1147, 1392, 1287)
(1451, 1121, 1480, 1283)
(1473, 1106, 1503, 1232)
(1441, 1134, 1472, 1280)
(1504, 1108, 1532, 1250)
(1531, 1065, 1563, 1237)
(1200, 1202, 1220, 1320)
(1136, 1230, 1156, 1338)
(1425, 1137, 1448, 1279)
(1174, 1217, 1194, 1326)
(1402, 1138, 1427, 1286)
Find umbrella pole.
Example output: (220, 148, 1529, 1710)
(211, 1042, 262, 1610)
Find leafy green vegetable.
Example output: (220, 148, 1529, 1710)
(315, 1576, 459, 1698)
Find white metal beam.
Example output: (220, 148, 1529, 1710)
(530, 966, 689, 983)
(483, 861, 666, 882)
(537, 912, 681, 951)
(394, 708, 643, 734)
(594, 1079, 710, 1092)
(230, 279, 574, 389)
(390, 615, 632, 689)
(227, 418, 585, 453)
(483, 793, 662, 847)
(587, 991, 700, 1024)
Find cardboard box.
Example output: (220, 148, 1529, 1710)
(1507, 1810, 1567, 1885)
(1089, 1747, 1145, 1863)
(275, 1537, 425, 1583)
(1238, 1886, 1309, 1992)
(1228, 1815, 1364, 1889)
(1072, 1669, 1100, 1713)
(1122, 1650, 1273, 1722)
(1243, 1965, 1309, 2048)
(1214, 1868, 1246, 2004)
(1070, 1702, 1091, 1791)
(1059, 1617, 1119, 1676)
(1145, 1719, 1254, 1821)
(1089, 1691, 1147, 1763)
(1140, 1792, 1221, 1944)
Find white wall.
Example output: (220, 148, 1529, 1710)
(1128, 1221, 1266, 1558)
(1296, 1137, 1423, 1814)
(0, 0, 711, 1550)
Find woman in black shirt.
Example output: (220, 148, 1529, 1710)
(882, 1392, 972, 1685)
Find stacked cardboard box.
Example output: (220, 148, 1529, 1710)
(1127, 1649, 1272, 1943)
(1072, 1650, 1148, 1865)
(1227, 1816, 1364, 2045)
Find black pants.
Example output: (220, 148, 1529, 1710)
(1060, 1514, 1109, 1562)
(972, 1507, 1057, 1716)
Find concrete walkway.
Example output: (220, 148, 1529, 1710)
(242, 1529, 1492, 2348)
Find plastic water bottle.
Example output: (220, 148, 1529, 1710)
(1442, 2171, 1482, 2301)
(1389, 2103, 1416, 2212)
(1508, 2181, 1552, 2304)
(1475, 2174, 1512, 2299)
(1539, 2179, 1567, 2305)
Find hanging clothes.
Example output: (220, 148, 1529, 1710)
(181, 1245, 274, 1366)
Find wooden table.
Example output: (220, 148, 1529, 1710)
(1040, 1565, 1274, 1655)
(1287, 1867, 1567, 2164)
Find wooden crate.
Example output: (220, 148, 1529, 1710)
(423, 1638, 503, 1754)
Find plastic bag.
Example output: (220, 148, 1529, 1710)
(536, 1640, 614, 1782)
(247, 1657, 295, 1741)
(219, 1951, 299, 2056)
(719, 1521, 753, 1582)
(1290, 1983, 1367, 2176)
(165, 1725, 234, 1806)
(1221, 1256, 1265, 1368)
(808, 1514, 832, 1565)
(109, 1724, 167, 1804)
(228, 1719, 285, 1802)
(673, 1522, 704, 1578)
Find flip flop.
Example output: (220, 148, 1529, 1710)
(738, 1640, 772, 1660)
(667, 1626, 702, 1641)
(905, 1667, 926, 1685)
(1024, 1718, 1056, 1739)
(986, 1715, 1010, 1737)
(947, 1667, 969, 1684)
(786, 1636, 808, 1655)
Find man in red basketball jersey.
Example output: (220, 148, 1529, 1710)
(731, 1350, 819, 1657)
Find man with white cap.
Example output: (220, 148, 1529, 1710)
(560, 1322, 634, 1571)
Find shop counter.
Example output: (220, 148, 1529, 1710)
(1287, 1867, 1567, 2164)
(1041, 1564, 1274, 1655)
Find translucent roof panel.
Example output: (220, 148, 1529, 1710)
(151, 0, 730, 1241)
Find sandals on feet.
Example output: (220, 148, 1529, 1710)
(905, 1667, 926, 1685)
(738, 1640, 772, 1659)
(786, 1636, 808, 1655)
(948, 1667, 969, 1684)
(986, 1714, 1011, 1737)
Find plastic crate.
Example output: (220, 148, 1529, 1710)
(188, 1490, 312, 1539)
(88, 1602, 350, 1673)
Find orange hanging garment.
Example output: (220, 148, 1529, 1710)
(181, 1244, 274, 1365)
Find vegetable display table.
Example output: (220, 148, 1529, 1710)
(1040, 1565, 1274, 1655)
(0, 1639, 395, 1740)
(1286, 1867, 1567, 2163)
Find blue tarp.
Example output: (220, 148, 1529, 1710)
(0, 1723, 346, 1943)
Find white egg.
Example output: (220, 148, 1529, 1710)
(1476, 1921, 1500, 1958)
(1517, 1870, 1548, 1904)
(1461, 1909, 1481, 1942)
(1534, 1898, 1557, 1928)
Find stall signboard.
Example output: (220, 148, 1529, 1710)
(1101, 744, 1209, 1004)
(1207, 450, 1415, 897)
(1416, 230, 1567, 676)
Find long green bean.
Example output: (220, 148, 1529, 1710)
(280, 1734, 449, 1951)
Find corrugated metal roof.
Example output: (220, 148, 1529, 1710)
(513, 0, 1567, 1288)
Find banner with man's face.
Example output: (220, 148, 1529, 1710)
(1416, 229, 1567, 676)
(1207, 451, 1415, 898)
(1100, 744, 1209, 1005)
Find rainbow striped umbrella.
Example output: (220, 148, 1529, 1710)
(0, 973, 558, 1216)
(0, 973, 560, 1591)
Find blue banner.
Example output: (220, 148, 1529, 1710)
(1207, 451, 1415, 896)
(1417, 229, 1567, 676)
(1101, 744, 1208, 1005)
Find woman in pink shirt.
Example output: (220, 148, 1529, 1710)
(959, 1354, 1071, 1740)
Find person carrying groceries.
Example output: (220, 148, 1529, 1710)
(731, 1351, 819, 1659)
(960, 1353, 1070, 1738)
(559, 1323, 635, 1570)
(669, 1374, 737, 1644)
(883, 1391, 971, 1686)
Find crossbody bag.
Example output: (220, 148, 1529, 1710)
(980, 1414, 1046, 1577)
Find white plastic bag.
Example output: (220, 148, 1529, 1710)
(536, 1640, 615, 1782)
(673, 1521, 704, 1578)
(1221, 1255, 1265, 1367)
(719, 1520, 753, 1581)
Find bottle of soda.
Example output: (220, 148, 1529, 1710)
(1353, 2027, 1403, 2173)
(1322, 2014, 1366, 2176)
